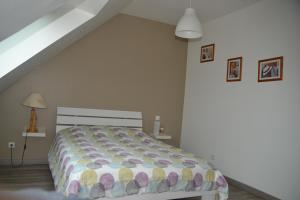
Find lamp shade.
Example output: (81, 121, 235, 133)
(23, 93, 47, 109)
(175, 8, 203, 39)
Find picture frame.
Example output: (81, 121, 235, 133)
(226, 57, 242, 82)
(200, 44, 215, 63)
(258, 56, 283, 82)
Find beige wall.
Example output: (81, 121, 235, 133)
(0, 14, 187, 164)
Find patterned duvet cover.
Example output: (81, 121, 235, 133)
(48, 126, 228, 199)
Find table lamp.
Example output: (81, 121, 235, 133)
(23, 93, 47, 133)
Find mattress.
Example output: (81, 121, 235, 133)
(48, 126, 228, 199)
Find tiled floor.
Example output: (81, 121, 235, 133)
(0, 165, 264, 199)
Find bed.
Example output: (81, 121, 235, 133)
(48, 107, 228, 200)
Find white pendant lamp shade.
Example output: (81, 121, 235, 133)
(175, 8, 203, 39)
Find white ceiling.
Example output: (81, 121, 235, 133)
(0, 0, 83, 41)
(0, 0, 262, 93)
(0, 0, 262, 44)
(122, 0, 261, 25)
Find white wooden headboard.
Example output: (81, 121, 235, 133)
(56, 107, 143, 133)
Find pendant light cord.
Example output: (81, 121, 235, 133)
(189, 0, 191, 8)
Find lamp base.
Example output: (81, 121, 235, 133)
(27, 108, 38, 133)
(26, 127, 38, 133)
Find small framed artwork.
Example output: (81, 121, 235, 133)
(226, 57, 242, 82)
(258, 56, 283, 82)
(200, 44, 215, 63)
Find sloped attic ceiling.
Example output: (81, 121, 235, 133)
(0, 0, 83, 41)
(0, 0, 132, 93)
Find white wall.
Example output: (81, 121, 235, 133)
(181, 0, 300, 199)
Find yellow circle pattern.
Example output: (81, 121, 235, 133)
(206, 169, 215, 182)
(119, 168, 133, 182)
(80, 169, 97, 186)
(182, 168, 193, 181)
(77, 159, 91, 165)
(152, 168, 165, 181)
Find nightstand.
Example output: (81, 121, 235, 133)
(22, 127, 46, 137)
(151, 134, 172, 140)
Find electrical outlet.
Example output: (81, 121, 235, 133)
(8, 142, 15, 149)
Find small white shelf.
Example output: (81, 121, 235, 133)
(151, 134, 172, 140)
(22, 127, 46, 137)
(22, 132, 46, 137)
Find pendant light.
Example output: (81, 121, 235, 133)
(175, 0, 203, 39)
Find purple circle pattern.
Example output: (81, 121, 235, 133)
(68, 180, 81, 195)
(167, 172, 178, 187)
(95, 159, 110, 165)
(135, 172, 149, 187)
(128, 159, 143, 164)
(193, 173, 203, 187)
(100, 173, 115, 190)
(216, 176, 227, 188)
(66, 165, 74, 178)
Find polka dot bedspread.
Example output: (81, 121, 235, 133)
(48, 126, 228, 199)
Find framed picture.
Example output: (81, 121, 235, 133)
(258, 56, 283, 82)
(200, 44, 215, 63)
(226, 57, 242, 82)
